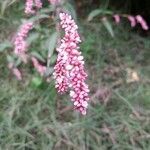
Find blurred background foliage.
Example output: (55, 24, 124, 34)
(0, 0, 150, 150)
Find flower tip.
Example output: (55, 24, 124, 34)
(81, 110, 87, 115)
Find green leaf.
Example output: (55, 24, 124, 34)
(0, 0, 8, 15)
(29, 14, 49, 22)
(7, 55, 14, 63)
(102, 18, 114, 37)
(63, 3, 77, 20)
(87, 9, 113, 21)
(39, 5, 54, 14)
(0, 41, 12, 52)
(15, 58, 22, 67)
(31, 77, 42, 87)
(31, 51, 45, 63)
(26, 33, 39, 45)
(8, 0, 18, 6)
(0, 0, 17, 15)
(50, 54, 57, 64)
(44, 67, 54, 77)
(87, 9, 103, 21)
(46, 32, 57, 67)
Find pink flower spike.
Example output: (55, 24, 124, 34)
(13, 22, 33, 62)
(8, 63, 22, 80)
(127, 15, 136, 27)
(113, 14, 120, 24)
(136, 15, 144, 23)
(25, 0, 35, 14)
(12, 68, 22, 80)
(136, 15, 149, 30)
(34, 0, 42, 9)
(53, 13, 90, 115)
(31, 57, 46, 76)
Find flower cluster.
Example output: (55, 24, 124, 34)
(113, 14, 149, 30)
(34, 0, 42, 9)
(25, 0, 35, 14)
(31, 57, 46, 76)
(53, 13, 90, 115)
(25, 0, 42, 14)
(13, 22, 33, 63)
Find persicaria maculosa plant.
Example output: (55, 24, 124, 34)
(7, 0, 149, 115)
(10, 0, 90, 115)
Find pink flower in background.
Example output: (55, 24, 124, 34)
(25, 0, 35, 14)
(8, 63, 22, 80)
(13, 22, 33, 63)
(34, 0, 42, 9)
(31, 57, 46, 76)
(127, 15, 136, 27)
(53, 13, 90, 115)
(12, 68, 22, 80)
(136, 15, 149, 30)
(113, 14, 120, 24)
(48, 0, 60, 5)
(25, 0, 42, 14)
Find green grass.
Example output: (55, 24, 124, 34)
(0, 2, 150, 150)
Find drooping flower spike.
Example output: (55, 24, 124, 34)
(25, 0, 42, 15)
(127, 15, 136, 27)
(136, 15, 149, 30)
(113, 14, 120, 24)
(31, 57, 46, 76)
(8, 63, 22, 80)
(13, 22, 33, 63)
(25, 0, 35, 14)
(53, 13, 90, 115)
(34, 0, 42, 9)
